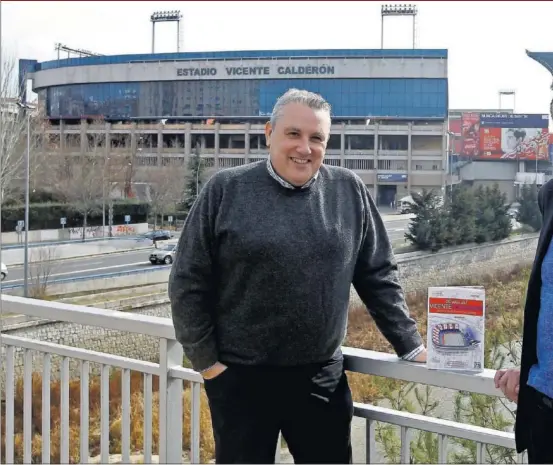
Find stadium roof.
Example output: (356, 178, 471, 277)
(527, 50, 553, 73)
(35, 48, 448, 71)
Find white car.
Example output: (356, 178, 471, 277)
(1, 262, 8, 281)
(149, 243, 177, 265)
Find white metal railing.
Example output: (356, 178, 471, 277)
(0, 296, 518, 464)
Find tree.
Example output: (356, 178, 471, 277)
(180, 142, 207, 215)
(0, 53, 49, 205)
(52, 134, 105, 240)
(404, 189, 447, 252)
(443, 185, 477, 246)
(28, 245, 59, 299)
(147, 164, 187, 229)
(474, 184, 512, 243)
(516, 183, 542, 232)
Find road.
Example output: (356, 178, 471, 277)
(2, 249, 161, 285)
(384, 218, 411, 243)
(2, 217, 413, 284)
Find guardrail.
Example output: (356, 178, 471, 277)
(0, 295, 520, 464)
(2, 264, 172, 291)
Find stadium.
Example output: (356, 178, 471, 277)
(20, 47, 451, 206)
(442, 51, 553, 203)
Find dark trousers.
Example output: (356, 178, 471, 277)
(527, 387, 553, 464)
(203, 362, 353, 464)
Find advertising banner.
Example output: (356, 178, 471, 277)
(461, 113, 480, 157)
(550, 133, 553, 162)
(377, 173, 408, 182)
(477, 113, 549, 160)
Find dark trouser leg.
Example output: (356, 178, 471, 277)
(204, 364, 280, 464)
(527, 394, 553, 464)
(281, 368, 353, 464)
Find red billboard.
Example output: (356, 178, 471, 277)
(461, 113, 480, 157)
(459, 112, 550, 161)
(479, 127, 549, 160)
(448, 119, 462, 155)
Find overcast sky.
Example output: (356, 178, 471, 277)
(2, 1, 553, 118)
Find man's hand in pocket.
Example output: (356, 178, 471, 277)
(202, 362, 228, 380)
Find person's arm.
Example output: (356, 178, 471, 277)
(169, 176, 221, 372)
(352, 185, 424, 358)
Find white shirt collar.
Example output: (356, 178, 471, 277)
(266, 158, 319, 190)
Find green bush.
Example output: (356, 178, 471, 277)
(405, 184, 512, 252)
(516, 183, 542, 232)
(404, 189, 446, 252)
(1, 201, 151, 231)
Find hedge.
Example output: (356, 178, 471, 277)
(1, 201, 151, 232)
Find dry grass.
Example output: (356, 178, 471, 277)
(1, 265, 531, 463)
(0, 371, 215, 464)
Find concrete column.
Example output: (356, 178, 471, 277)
(407, 122, 413, 193)
(184, 122, 192, 160)
(214, 122, 220, 169)
(244, 122, 251, 164)
(157, 123, 163, 166)
(340, 123, 346, 167)
(131, 122, 137, 154)
(104, 122, 111, 159)
(80, 120, 87, 154)
(60, 120, 66, 154)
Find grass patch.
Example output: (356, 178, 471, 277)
(1, 266, 530, 463)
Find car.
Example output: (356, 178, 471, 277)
(141, 230, 174, 242)
(149, 243, 177, 265)
(1, 262, 8, 281)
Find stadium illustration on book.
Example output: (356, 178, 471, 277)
(431, 321, 481, 350)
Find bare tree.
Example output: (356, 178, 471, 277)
(1, 52, 56, 205)
(147, 163, 187, 229)
(53, 152, 104, 241)
(28, 245, 59, 299)
(1, 53, 35, 204)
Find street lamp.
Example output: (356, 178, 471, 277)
(16, 100, 32, 297)
(447, 130, 455, 202)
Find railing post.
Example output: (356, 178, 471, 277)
(158, 338, 184, 463)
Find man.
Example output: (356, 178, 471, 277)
(495, 179, 553, 463)
(169, 89, 426, 464)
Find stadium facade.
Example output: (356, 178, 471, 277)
(22, 48, 452, 206)
(443, 51, 553, 203)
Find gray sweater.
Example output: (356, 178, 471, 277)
(169, 160, 423, 371)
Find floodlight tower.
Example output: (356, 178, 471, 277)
(381, 4, 418, 49)
(150, 10, 183, 53)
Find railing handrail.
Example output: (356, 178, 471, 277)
(1, 297, 504, 398)
(1, 295, 176, 339)
(344, 347, 501, 397)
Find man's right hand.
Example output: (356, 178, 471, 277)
(494, 368, 520, 403)
(201, 362, 228, 380)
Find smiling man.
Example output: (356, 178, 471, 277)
(169, 88, 426, 464)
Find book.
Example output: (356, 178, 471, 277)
(426, 286, 485, 372)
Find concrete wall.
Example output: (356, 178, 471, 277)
(460, 161, 518, 182)
(2, 233, 539, 388)
(2, 223, 148, 245)
(1, 234, 152, 267)
(4, 268, 170, 296)
(32, 57, 448, 89)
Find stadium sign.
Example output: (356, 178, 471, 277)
(32, 57, 447, 88)
(176, 64, 336, 78)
